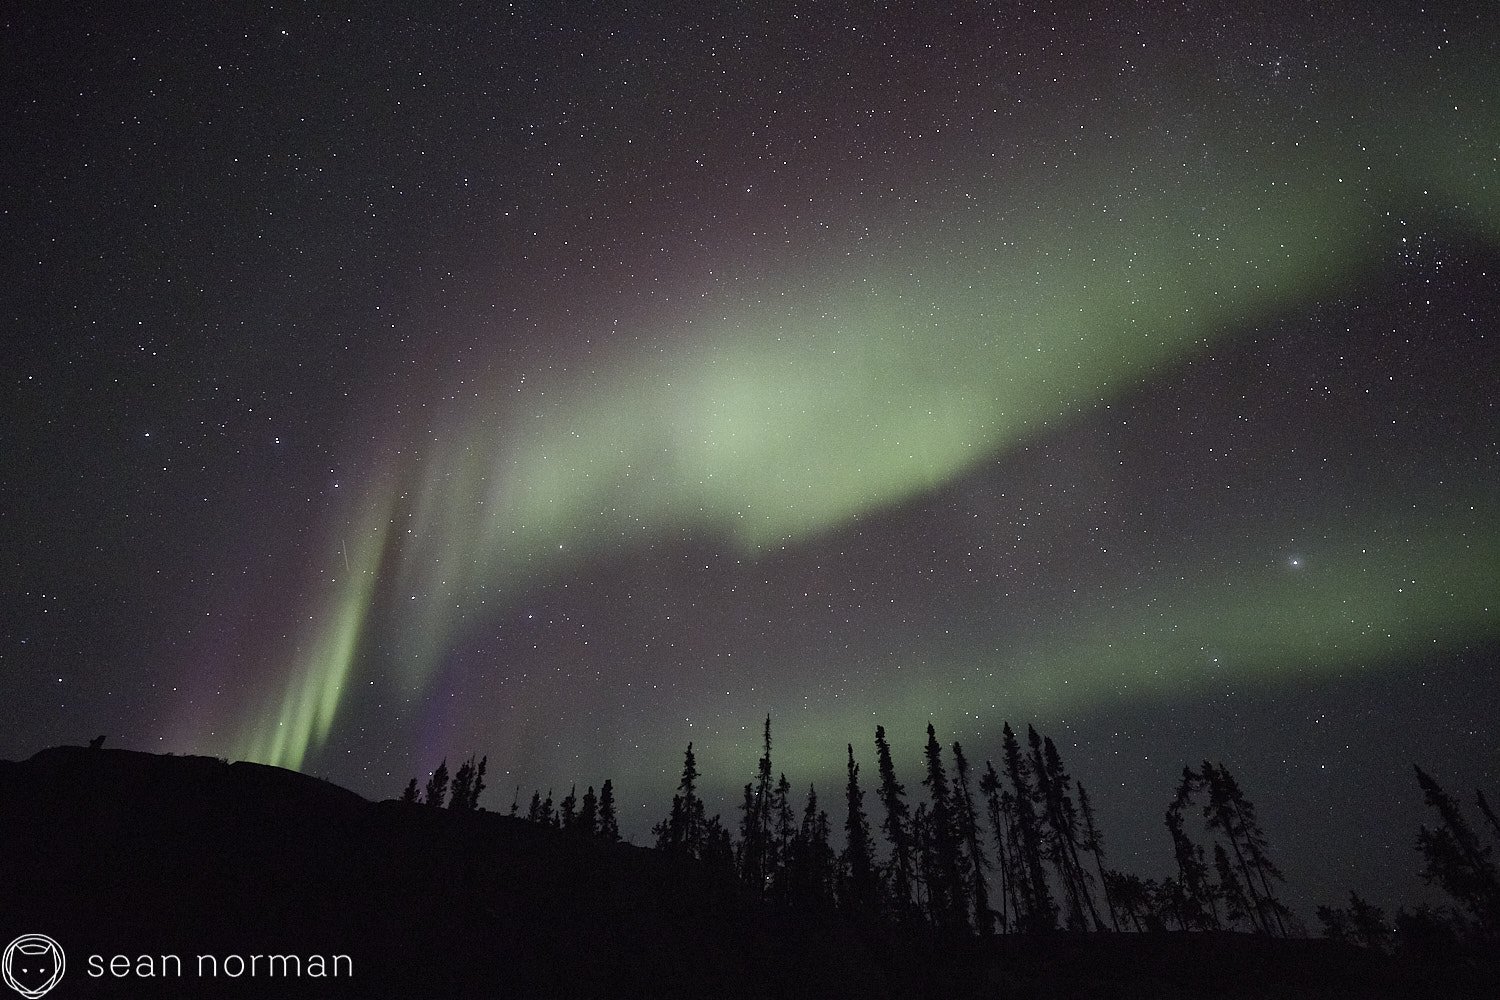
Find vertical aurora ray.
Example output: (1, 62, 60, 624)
(238, 488, 392, 768)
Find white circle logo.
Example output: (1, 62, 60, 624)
(2, 935, 65, 999)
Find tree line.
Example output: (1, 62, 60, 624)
(402, 718, 1293, 937)
(402, 752, 623, 842)
(1316, 766, 1500, 956)
(399, 719, 1497, 953)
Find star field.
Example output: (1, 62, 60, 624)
(3, 3, 1498, 916)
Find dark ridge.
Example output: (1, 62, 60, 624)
(1, 746, 1492, 999)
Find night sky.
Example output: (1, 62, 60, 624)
(4, 4, 1498, 918)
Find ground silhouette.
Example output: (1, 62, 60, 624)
(1, 746, 1494, 998)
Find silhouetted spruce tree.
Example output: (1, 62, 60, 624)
(1348, 892, 1392, 952)
(470, 755, 487, 810)
(1077, 783, 1118, 931)
(1415, 765, 1500, 937)
(541, 790, 556, 827)
(738, 783, 759, 882)
(401, 778, 420, 804)
(1164, 793, 1217, 930)
(920, 725, 970, 934)
(774, 772, 796, 859)
(980, 761, 1016, 933)
(912, 801, 934, 918)
(1317, 891, 1391, 952)
(509, 786, 520, 817)
(841, 743, 882, 918)
(951, 741, 993, 935)
(657, 743, 706, 857)
(527, 790, 544, 823)
(874, 725, 918, 921)
(1165, 767, 1219, 929)
(813, 802, 835, 904)
(740, 717, 776, 889)
(1047, 737, 1104, 930)
(448, 758, 475, 812)
(1155, 876, 1194, 931)
(425, 759, 450, 808)
(1213, 841, 1252, 929)
(578, 785, 598, 837)
(1002, 722, 1056, 931)
(656, 795, 684, 851)
(1103, 870, 1152, 932)
(598, 779, 620, 842)
(560, 785, 578, 831)
(1029, 729, 1095, 930)
(1201, 761, 1288, 936)
(786, 785, 835, 906)
(1028, 729, 1075, 927)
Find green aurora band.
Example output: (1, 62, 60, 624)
(234, 49, 1500, 772)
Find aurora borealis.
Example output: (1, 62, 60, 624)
(4, 3, 1498, 914)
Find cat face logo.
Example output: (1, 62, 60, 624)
(2, 935, 65, 999)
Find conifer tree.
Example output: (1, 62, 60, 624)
(656, 795, 684, 851)
(578, 785, 598, 837)
(657, 743, 706, 856)
(812, 804, 835, 904)
(774, 772, 796, 861)
(527, 790, 544, 823)
(1164, 785, 1217, 931)
(1045, 736, 1104, 930)
(560, 785, 578, 831)
(1201, 761, 1288, 936)
(425, 759, 450, 808)
(470, 755, 487, 810)
(448, 758, 475, 812)
(1347, 892, 1392, 953)
(1002, 722, 1056, 931)
(841, 743, 881, 918)
(1077, 783, 1118, 931)
(874, 724, 918, 921)
(787, 785, 835, 905)
(1103, 870, 1152, 932)
(1029, 729, 1096, 929)
(980, 761, 1015, 933)
(920, 724, 969, 934)
(541, 789, 556, 827)
(1213, 841, 1251, 928)
(740, 717, 776, 889)
(598, 779, 620, 842)
(401, 777, 419, 804)
(738, 783, 759, 882)
(912, 801, 934, 917)
(509, 786, 520, 817)
(680, 744, 706, 854)
(952, 741, 993, 935)
(1415, 765, 1500, 936)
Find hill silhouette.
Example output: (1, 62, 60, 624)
(1, 746, 1493, 998)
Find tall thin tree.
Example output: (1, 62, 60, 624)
(921, 723, 969, 935)
(842, 743, 881, 918)
(598, 779, 620, 842)
(980, 761, 1015, 933)
(952, 741, 994, 935)
(875, 725, 918, 921)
